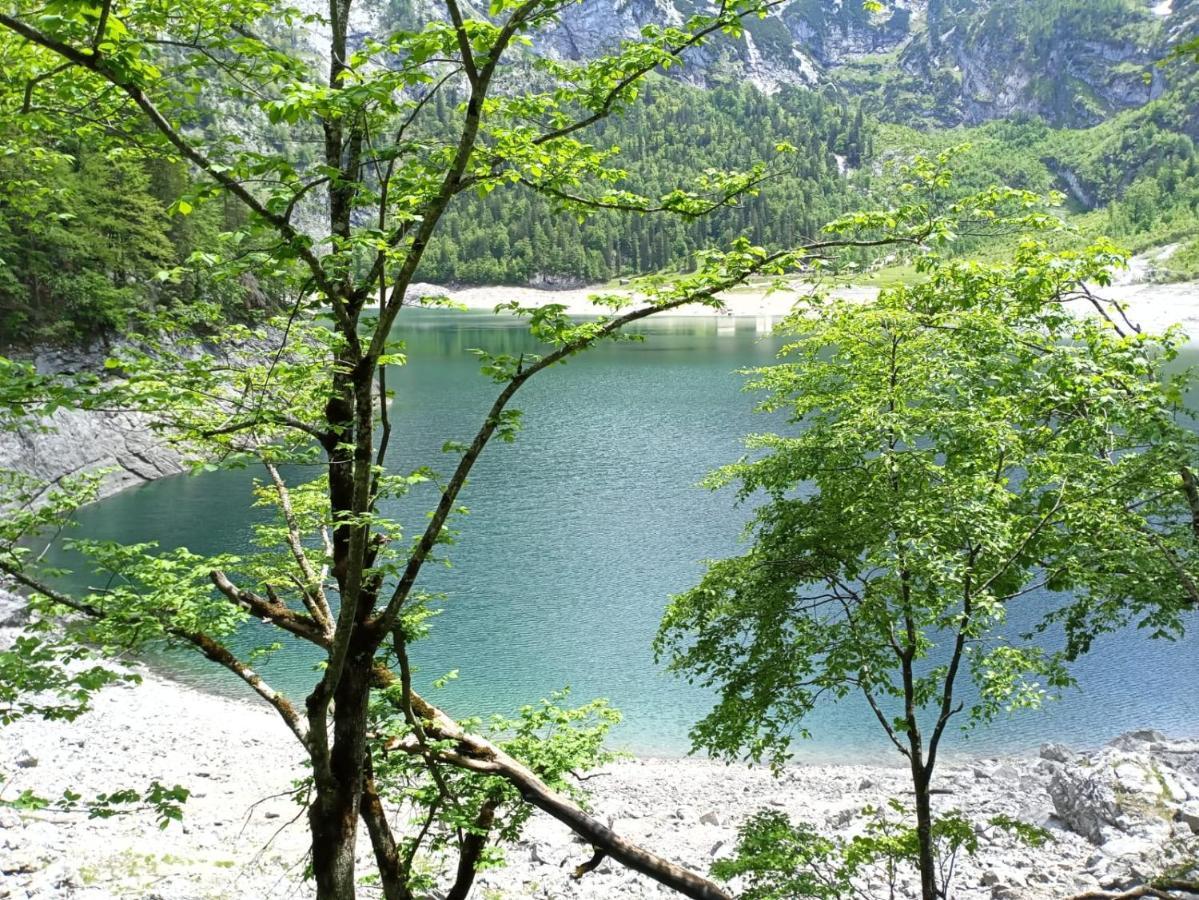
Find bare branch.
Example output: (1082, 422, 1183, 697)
(1066, 882, 1199, 900)
(209, 569, 329, 645)
(443, 0, 478, 86)
(381, 682, 734, 900)
(264, 462, 334, 631)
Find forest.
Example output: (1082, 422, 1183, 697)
(4, 0, 1199, 342)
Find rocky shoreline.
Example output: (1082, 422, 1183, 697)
(0, 328, 284, 506)
(0, 339, 184, 507)
(408, 272, 1199, 336)
(1, 617, 1197, 900)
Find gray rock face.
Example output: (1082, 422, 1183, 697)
(0, 342, 186, 505)
(0, 581, 28, 627)
(534, 0, 1186, 126)
(295, 0, 1191, 127)
(0, 406, 186, 504)
(953, 34, 1161, 128)
(542, 0, 683, 62)
(1040, 742, 1078, 764)
(1, 329, 287, 508)
(1047, 730, 1199, 889)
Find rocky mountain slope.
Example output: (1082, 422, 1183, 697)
(342, 0, 1198, 125)
(533, 0, 1197, 127)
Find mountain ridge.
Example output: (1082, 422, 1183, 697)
(533, 0, 1196, 128)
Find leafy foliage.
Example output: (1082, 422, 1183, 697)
(660, 237, 1197, 763)
(713, 801, 1052, 900)
(0, 0, 872, 896)
(0, 142, 266, 344)
(0, 634, 133, 725)
(659, 216, 1198, 898)
(365, 687, 620, 890)
(2, 779, 190, 829)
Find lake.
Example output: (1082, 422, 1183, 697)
(50, 309, 1199, 761)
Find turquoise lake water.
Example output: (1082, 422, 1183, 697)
(51, 310, 1199, 761)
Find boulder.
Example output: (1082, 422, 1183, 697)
(1049, 762, 1122, 843)
(1175, 804, 1199, 834)
(1040, 743, 1078, 764)
(1048, 738, 1197, 872)
(0, 582, 28, 627)
(14, 749, 38, 769)
(1108, 731, 1169, 752)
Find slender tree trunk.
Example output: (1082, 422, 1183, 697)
(445, 801, 497, 900)
(900, 602, 937, 900)
(309, 779, 359, 900)
(911, 761, 937, 900)
(1181, 466, 1199, 544)
(309, 647, 375, 900)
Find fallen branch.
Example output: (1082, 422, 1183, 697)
(374, 668, 733, 900)
(1067, 880, 1199, 900)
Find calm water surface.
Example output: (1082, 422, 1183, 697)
(53, 310, 1199, 760)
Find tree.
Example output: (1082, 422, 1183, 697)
(0, 1, 940, 898)
(656, 238, 1199, 900)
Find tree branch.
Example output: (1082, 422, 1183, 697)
(1181, 466, 1199, 544)
(264, 462, 334, 631)
(381, 684, 734, 900)
(442, 0, 478, 86)
(209, 569, 328, 646)
(372, 254, 789, 635)
(2, 565, 309, 746)
(1066, 882, 1199, 900)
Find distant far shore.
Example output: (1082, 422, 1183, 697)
(409, 272, 1199, 338)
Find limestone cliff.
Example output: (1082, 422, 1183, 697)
(0, 344, 185, 504)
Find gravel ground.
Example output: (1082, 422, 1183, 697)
(2, 641, 1196, 900)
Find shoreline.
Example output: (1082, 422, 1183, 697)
(408, 273, 1199, 337)
(3, 650, 1198, 899)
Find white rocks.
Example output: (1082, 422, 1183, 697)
(1110, 730, 1170, 752)
(1102, 834, 1160, 861)
(1049, 762, 1124, 843)
(1041, 731, 1199, 894)
(1, 657, 1196, 899)
(1176, 804, 1199, 833)
(1040, 742, 1077, 764)
(0, 584, 27, 628)
(1051, 735, 1199, 842)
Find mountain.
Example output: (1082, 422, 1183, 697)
(411, 0, 1199, 285)
(537, 0, 1197, 128)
